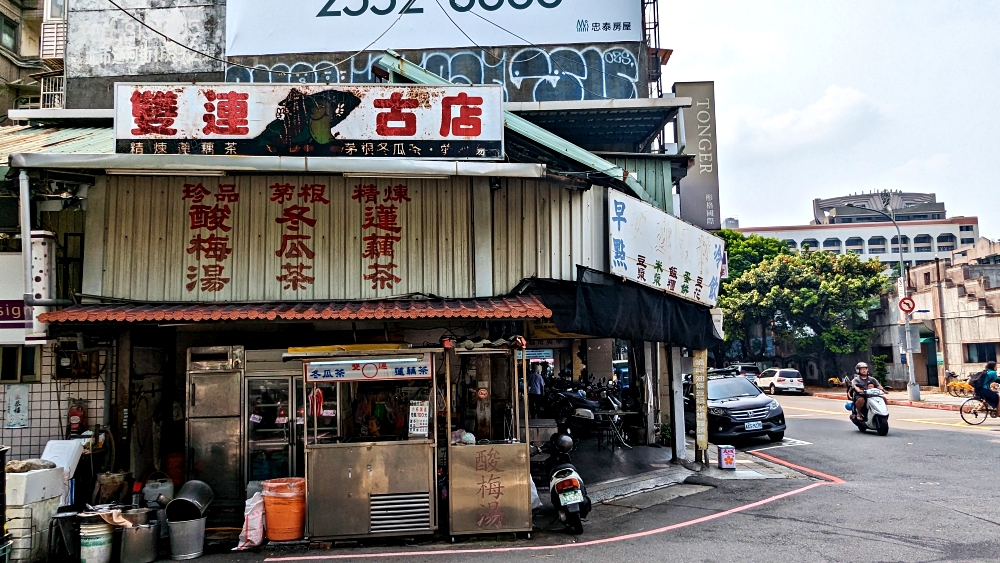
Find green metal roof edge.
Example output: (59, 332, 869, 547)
(376, 50, 653, 204)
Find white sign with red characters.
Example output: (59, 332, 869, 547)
(114, 83, 504, 159)
(304, 353, 434, 383)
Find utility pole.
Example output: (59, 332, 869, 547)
(847, 202, 921, 401)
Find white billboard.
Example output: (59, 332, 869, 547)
(114, 83, 504, 159)
(226, 0, 643, 56)
(608, 191, 725, 308)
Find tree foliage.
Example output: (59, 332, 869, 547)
(719, 248, 888, 365)
(716, 229, 789, 280)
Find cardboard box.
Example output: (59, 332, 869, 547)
(6, 467, 64, 505)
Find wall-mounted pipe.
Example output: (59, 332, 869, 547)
(19, 169, 73, 307)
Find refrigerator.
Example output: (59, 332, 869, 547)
(186, 346, 245, 507)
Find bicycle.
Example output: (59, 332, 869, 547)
(960, 395, 998, 425)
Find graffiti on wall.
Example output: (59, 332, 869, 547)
(225, 45, 641, 102)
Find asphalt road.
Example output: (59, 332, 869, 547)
(206, 394, 1000, 563)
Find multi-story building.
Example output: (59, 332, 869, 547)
(0, 1, 716, 502)
(871, 238, 1000, 389)
(0, 0, 51, 115)
(735, 191, 978, 268)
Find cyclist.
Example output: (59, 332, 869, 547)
(975, 361, 999, 412)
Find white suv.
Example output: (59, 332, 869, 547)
(756, 368, 805, 394)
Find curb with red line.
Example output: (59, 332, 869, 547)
(263, 453, 842, 562)
(811, 392, 961, 412)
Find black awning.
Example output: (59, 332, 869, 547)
(525, 268, 722, 350)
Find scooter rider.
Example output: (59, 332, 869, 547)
(851, 362, 885, 420)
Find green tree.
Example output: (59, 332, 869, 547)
(719, 250, 888, 373)
(715, 229, 788, 360)
(717, 229, 789, 280)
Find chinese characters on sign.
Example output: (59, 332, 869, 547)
(693, 350, 708, 451)
(353, 182, 412, 290)
(271, 182, 329, 290)
(607, 191, 725, 307)
(115, 84, 504, 158)
(305, 354, 432, 383)
(408, 400, 430, 437)
(5, 384, 29, 429)
(184, 182, 239, 293)
(475, 447, 505, 529)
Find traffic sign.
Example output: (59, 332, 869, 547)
(898, 297, 916, 314)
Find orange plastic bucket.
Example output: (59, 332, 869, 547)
(262, 478, 306, 541)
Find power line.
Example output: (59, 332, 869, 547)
(105, 0, 417, 77)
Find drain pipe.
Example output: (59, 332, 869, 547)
(19, 169, 73, 307)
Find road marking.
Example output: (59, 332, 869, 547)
(750, 438, 812, 451)
(783, 406, 844, 415)
(899, 418, 998, 431)
(747, 450, 845, 484)
(264, 455, 839, 561)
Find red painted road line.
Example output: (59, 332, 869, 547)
(266, 472, 837, 561)
(747, 450, 845, 484)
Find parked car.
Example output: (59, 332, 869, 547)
(683, 374, 786, 443)
(728, 363, 761, 383)
(756, 368, 805, 394)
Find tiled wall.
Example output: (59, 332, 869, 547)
(0, 345, 111, 460)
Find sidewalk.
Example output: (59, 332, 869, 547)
(587, 438, 806, 504)
(810, 389, 966, 411)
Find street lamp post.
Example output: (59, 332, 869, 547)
(848, 204, 921, 401)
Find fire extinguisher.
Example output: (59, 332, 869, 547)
(67, 400, 87, 437)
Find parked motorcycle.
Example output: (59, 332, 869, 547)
(851, 388, 890, 436)
(530, 433, 592, 535)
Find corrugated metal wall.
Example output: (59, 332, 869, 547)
(96, 176, 474, 301)
(491, 180, 596, 295)
(604, 156, 673, 214)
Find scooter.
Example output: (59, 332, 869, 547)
(530, 433, 592, 535)
(850, 388, 890, 436)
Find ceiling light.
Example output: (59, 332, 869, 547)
(105, 169, 227, 176)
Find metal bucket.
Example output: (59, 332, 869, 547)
(168, 517, 206, 560)
(121, 523, 158, 563)
(165, 481, 214, 522)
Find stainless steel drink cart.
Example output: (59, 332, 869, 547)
(445, 343, 532, 536)
(291, 348, 442, 540)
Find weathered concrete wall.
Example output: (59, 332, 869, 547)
(226, 43, 648, 103)
(66, 0, 224, 79)
(66, 71, 224, 109)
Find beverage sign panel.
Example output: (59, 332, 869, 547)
(114, 83, 504, 159)
(607, 190, 725, 307)
(304, 353, 433, 382)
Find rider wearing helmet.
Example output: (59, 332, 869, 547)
(851, 362, 885, 420)
(976, 361, 999, 411)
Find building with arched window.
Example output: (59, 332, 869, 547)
(734, 192, 977, 267)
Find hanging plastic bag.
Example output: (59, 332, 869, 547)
(529, 478, 542, 510)
(233, 492, 266, 551)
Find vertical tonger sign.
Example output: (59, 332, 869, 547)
(675, 82, 720, 231)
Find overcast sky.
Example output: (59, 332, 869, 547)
(660, 0, 1000, 238)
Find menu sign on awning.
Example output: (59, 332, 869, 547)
(114, 83, 504, 159)
(608, 190, 725, 307)
(304, 353, 433, 382)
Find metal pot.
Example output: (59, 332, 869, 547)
(165, 480, 213, 522)
(123, 508, 156, 526)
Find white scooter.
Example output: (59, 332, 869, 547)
(851, 388, 890, 436)
(530, 433, 592, 535)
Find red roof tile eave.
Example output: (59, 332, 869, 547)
(37, 297, 553, 324)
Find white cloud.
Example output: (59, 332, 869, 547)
(891, 153, 952, 176)
(721, 86, 884, 156)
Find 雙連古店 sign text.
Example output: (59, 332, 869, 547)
(114, 84, 504, 159)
